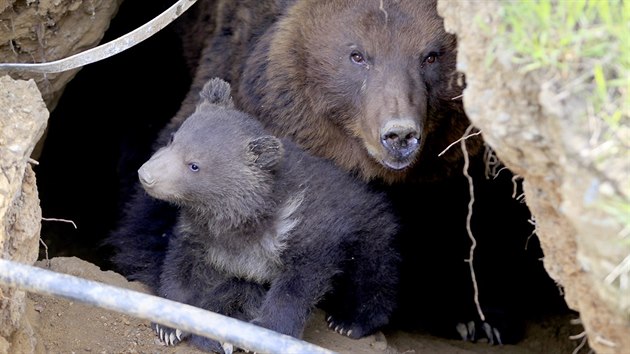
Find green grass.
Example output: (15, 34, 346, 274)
(493, 0, 629, 134)
(486, 0, 629, 289)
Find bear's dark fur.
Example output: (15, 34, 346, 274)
(164, 0, 480, 184)
(108, 0, 567, 345)
(135, 78, 399, 351)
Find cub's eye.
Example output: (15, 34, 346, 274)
(421, 52, 438, 67)
(350, 50, 366, 65)
(188, 163, 199, 172)
(168, 133, 175, 145)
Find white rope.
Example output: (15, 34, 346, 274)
(0, 0, 199, 73)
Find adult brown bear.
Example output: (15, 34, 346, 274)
(109, 0, 566, 346)
(164, 0, 479, 183)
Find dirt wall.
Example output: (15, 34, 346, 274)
(438, 1, 629, 353)
(0, 0, 123, 110)
(0, 75, 48, 354)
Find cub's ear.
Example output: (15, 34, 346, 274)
(248, 136, 284, 170)
(199, 78, 234, 108)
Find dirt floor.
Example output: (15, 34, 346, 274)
(25, 257, 586, 354)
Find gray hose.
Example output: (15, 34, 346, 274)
(0, 0, 199, 73)
(0, 258, 337, 354)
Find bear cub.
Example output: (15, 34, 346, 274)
(138, 78, 400, 352)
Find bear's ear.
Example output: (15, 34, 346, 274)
(248, 136, 284, 170)
(199, 78, 234, 108)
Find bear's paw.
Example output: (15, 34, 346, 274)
(326, 315, 371, 339)
(455, 320, 505, 345)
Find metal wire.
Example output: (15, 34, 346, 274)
(0, 258, 337, 354)
(0, 0, 199, 73)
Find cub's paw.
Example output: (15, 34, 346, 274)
(455, 321, 504, 345)
(325, 315, 369, 339)
(189, 334, 234, 354)
(152, 322, 187, 346)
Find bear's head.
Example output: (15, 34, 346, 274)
(243, 0, 480, 183)
(138, 78, 284, 221)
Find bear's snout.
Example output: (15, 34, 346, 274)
(379, 120, 420, 170)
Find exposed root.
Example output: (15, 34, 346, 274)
(604, 253, 630, 290)
(438, 128, 482, 157)
(461, 124, 485, 322)
(511, 175, 520, 198)
(570, 331, 588, 354)
(524, 216, 537, 250)
(39, 238, 50, 268)
(483, 145, 514, 180)
(41, 217, 78, 229)
(594, 335, 617, 348)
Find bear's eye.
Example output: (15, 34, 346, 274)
(188, 163, 200, 172)
(421, 52, 438, 68)
(168, 133, 175, 145)
(350, 50, 366, 65)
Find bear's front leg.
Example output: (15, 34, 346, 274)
(251, 267, 332, 339)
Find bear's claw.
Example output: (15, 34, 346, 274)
(456, 321, 476, 342)
(482, 322, 503, 345)
(456, 321, 503, 345)
(326, 315, 355, 338)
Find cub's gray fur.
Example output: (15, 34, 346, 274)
(138, 78, 399, 352)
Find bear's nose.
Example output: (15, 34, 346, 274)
(138, 166, 155, 186)
(380, 121, 420, 158)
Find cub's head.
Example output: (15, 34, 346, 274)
(139, 78, 284, 218)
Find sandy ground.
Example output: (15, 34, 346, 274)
(25, 257, 585, 354)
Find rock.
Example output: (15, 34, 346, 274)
(0, 75, 49, 354)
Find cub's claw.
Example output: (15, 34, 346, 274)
(222, 342, 234, 354)
(152, 322, 187, 346)
(176, 329, 183, 341)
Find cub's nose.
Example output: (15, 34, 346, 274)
(138, 166, 155, 186)
(380, 121, 420, 158)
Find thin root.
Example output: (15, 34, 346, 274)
(42, 217, 78, 229)
(438, 129, 482, 157)
(461, 124, 485, 322)
(570, 331, 588, 354)
(39, 238, 51, 268)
